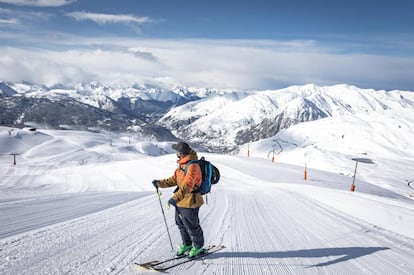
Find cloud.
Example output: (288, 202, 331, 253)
(129, 48, 159, 62)
(0, 7, 53, 26)
(0, 18, 18, 24)
(0, 47, 93, 86)
(0, 0, 76, 7)
(1, 38, 413, 91)
(66, 11, 152, 25)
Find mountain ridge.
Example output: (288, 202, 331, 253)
(1, 81, 413, 153)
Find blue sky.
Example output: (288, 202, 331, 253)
(0, 0, 413, 91)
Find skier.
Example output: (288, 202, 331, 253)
(152, 141, 205, 258)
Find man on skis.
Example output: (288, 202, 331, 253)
(152, 141, 205, 258)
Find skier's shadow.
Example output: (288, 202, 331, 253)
(206, 247, 390, 267)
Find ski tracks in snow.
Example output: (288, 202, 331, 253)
(171, 174, 414, 274)
(0, 192, 175, 275)
(1, 177, 414, 274)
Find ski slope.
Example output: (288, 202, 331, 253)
(0, 127, 414, 274)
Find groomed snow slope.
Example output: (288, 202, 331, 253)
(0, 128, 413, 274)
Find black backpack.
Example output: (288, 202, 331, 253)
(184, 157, 220, 195)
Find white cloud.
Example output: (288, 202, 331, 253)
(0, 7, 52, 24)
(0, 38, 413, 91)
(0, 47, 92, 86)
(66, 11, 152, 25)
(0, 18, 18, 24)
(0, 0, 75, 7)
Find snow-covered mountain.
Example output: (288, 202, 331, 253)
(160, 84, 414, 151)
(1, 81, 414, 154)
(2, 81, 414, 274)
(0, 81, 200, 139)
(241, 107, 414, 196)
(0, 81, 17, 97)
(1, 81, 236, 141)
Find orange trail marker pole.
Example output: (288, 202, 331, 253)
(247, 143, 250, 157)
(350, 161, 358, 191)
(350, 158, 374, 192)
(304, 163, 307, 180)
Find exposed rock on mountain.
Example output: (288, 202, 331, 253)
(1, 81, 414, 152)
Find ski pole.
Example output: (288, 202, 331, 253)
(155, 186, 174, 251)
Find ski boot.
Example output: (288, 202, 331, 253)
(176, 244, 192, 256)
(188, 246, 204, 258)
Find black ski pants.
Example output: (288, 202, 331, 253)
(175, 206, 204, 248)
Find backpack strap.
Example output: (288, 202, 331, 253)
(184, 160, 202, 200)
(183, 160, 199, 175)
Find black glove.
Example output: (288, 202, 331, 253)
(168, 198, 176, 207)
(152, 180, 159, 188)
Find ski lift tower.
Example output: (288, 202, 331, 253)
(10, 153, 20, 166)
(350, 158, 374, 192)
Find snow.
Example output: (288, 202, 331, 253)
(159, 83, 414, 150)
(0, 126, 413, 274)
(241, 107, 414, 198)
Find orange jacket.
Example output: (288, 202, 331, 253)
(158, 150, 204, 208)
